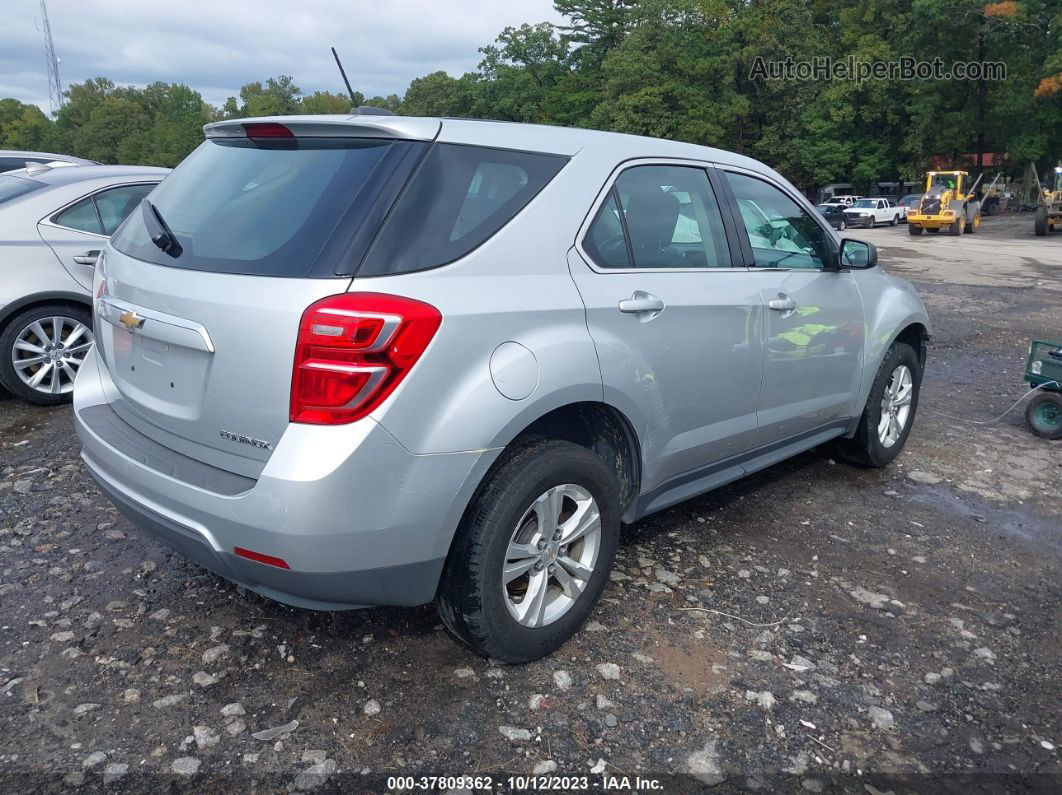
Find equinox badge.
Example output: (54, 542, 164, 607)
(220, 430, 272, 450)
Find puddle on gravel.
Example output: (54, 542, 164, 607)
(904, 484, 1062, 556)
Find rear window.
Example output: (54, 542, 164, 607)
(110, 137, 402, 277)
(0, 174, 44, 205)
(359, 143, 568, 276)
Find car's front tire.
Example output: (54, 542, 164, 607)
(437, 439, 620, 663)
(837, 341, 922, 468)
(0, 303, 94, 406)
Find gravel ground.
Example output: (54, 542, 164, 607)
(0, 215, 1059, 792)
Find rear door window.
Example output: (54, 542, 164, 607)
(359, 143, 568, 276)
(111, 137, 407, 277)
(583, 165, 732, 269)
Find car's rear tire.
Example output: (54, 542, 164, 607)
(437, 439, 620, 662)
(891, 214, 898, 226)
(837, 342, 922, 468)
(0, 303, 94, 406)
(1025, 392, 1062, 440)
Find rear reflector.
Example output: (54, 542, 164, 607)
(290, 292, 441, 425)
(242, 122, 294, 139)
(234, 547, 290, 569)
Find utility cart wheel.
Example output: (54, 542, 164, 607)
(1025, 392, 1062, 440)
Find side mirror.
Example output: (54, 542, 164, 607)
(839, 238, 877, 270)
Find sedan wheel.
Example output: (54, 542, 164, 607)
(0, 304, 95, 405)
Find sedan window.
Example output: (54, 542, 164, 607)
(0, 174, 45, 205)
(54, 197, 104, 235)
(95, 184, 155, 235)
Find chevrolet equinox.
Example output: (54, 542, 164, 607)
(73, 113, 930, 662)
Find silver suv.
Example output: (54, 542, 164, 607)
(74, 115, 930, 662)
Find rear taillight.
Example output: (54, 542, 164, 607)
(290, 292, 441, 425)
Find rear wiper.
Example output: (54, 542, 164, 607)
(141, 199, 183, 257)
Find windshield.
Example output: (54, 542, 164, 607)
(852, 199, 876, 208)
(111, 137, 403, 277)
(928, 174, 959, 193)
(0, 174, 45, 206)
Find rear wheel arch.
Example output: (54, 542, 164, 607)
(476, 401, 642, 523)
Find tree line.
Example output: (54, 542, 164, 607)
(1, 0, 1059, 191)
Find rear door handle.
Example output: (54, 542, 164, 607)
(618, 292, 665, 315)
(73, 250, 101, 265)
(768, 295, 797, 312)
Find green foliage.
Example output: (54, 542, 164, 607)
(3, 0, 1058, 188)
(0, 99, 52, 150)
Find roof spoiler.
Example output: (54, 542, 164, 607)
(203, 116, 439, 142)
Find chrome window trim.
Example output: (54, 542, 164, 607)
(38, 180, 161, 238)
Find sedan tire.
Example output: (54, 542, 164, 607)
(0, 303, 94, 406)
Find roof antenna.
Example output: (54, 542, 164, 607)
(331, 47, 358, 108)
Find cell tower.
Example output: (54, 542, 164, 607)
(39, 0, 64, 113)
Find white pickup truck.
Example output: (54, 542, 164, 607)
(843, 198, 902, 228)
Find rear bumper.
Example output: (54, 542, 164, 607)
(74, 346, 498, 610)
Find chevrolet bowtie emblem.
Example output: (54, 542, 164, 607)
(119, 310, 145, 331)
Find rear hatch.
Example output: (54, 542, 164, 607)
(95, 118, 434, 477)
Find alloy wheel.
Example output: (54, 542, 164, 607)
(11, 316, 94, 396)
(878, 364, 913, 447)
(502, 484, 602, 628)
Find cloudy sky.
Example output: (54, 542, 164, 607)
(3, 0, 563, 113)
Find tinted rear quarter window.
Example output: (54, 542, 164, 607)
(55, 197, 104, 234)
(95, 184, 156, 235)
(359, 143, 568, 277)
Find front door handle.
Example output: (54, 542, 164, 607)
(73, 250, 101, 266)
(618, 292, 665, 315)
(768, 295, 797, 313)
